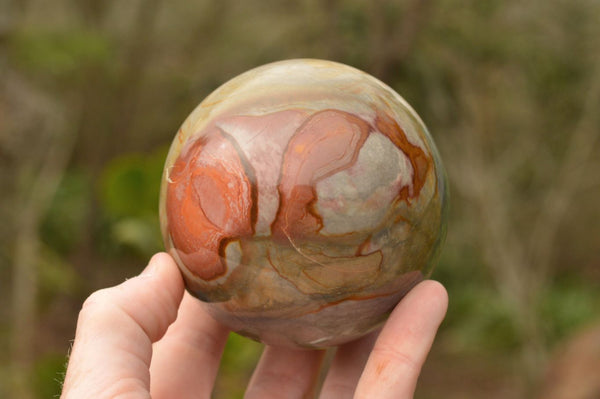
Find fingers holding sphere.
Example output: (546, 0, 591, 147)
(62, 253, 185, 398)
(354, 280, 448, 399)
(150, 291, 230, 399)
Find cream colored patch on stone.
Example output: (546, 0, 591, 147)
(315, 132, 413, 235)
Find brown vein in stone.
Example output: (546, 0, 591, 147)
(375, 111, 430, 201)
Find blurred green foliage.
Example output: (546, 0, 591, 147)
(37, 244, 81, 304)
(32, 353, 66, 398)
(41, 170, 92, 255)
(436, 245, 522, 353)
(540, 276, 600, 345)
(215, 334, 263, 398)
(100, 152, 164, 219)
(2, 0, 599, 398)
(99, 149, 167, 256)
(8, 29, 113, 79)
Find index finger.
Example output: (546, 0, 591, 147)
(353, 280, 448, 399)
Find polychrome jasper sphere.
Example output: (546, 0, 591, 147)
(159, 59, 447, 348)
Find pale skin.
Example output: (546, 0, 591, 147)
(61, 252, 448, 399)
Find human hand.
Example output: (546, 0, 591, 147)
(61, 252, 448, 399)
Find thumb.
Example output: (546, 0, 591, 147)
(61, 253, 185, 399)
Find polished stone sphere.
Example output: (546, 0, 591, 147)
(159, 59, 447, 348)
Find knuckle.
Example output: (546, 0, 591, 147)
(78, 288, 118, 322)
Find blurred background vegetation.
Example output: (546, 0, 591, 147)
(1, 0, 599, 398)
